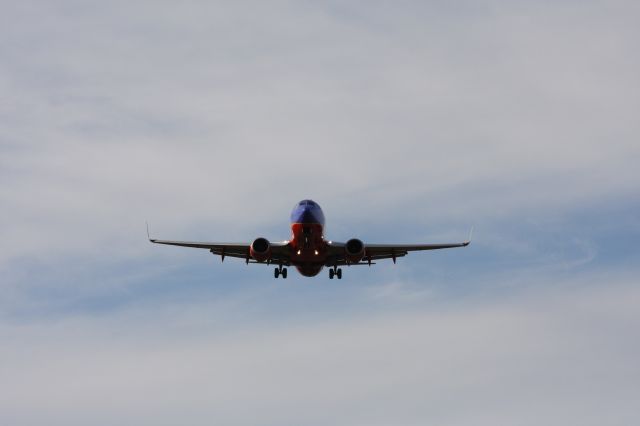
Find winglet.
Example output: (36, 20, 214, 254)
(146, 220, 154, 242)
(464, 226, 474, 246)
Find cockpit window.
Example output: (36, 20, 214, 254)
(290, 200, 325, 225)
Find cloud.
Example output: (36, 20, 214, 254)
(1, 2, 639, 423)
(1, 275, 638, 425)
(1, 0, 639, 264)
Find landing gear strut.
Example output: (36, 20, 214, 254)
(274, 266, 287, 279)
(329, 267, 342, 279)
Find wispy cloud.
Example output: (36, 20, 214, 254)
(1, 274, 638, 425)
(1, 0, 639, 424)
(1, 0, 639, 263)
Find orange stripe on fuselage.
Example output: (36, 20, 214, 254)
(290, 223, 328, 264)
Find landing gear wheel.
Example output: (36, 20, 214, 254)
(282, 268, 288, 279)
(336, 268, 342, 280)
(274, 268, 280, 279)
(329, 269, 335, 279)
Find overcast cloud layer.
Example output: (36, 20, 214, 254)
(1, 1, 639, 425)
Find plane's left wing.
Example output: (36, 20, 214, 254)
(326, 239, 470, 266)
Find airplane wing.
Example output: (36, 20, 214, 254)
(149, 238, 291, 265)
(325, 239, 470, 266)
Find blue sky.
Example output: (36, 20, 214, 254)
(1, 1, 639, 425)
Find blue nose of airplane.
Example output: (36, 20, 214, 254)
(290, 199, 325, 225)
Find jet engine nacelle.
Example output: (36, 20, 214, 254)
(345, 238, 365, 263)
(250, 237, 272, 262)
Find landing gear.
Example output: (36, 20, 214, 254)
(274, 266, 287, 279)
(329, 268, 342, 279)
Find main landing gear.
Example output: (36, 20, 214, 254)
(329, 268, 342, 280)
(274, 266, 288, 279)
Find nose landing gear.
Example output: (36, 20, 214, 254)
(274, 266, 288, 279)
(329, 268, 342, 279)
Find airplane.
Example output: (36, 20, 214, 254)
(149, 199, 471, 279)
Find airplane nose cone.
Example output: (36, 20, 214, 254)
(290, 203, 325, 225)
(299, 209, 319, 223)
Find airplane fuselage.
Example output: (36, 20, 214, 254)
(289, 200, 328, 276)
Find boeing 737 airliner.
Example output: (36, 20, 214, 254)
(149, 199, 470, 279)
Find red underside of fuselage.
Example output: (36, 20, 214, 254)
(289, 223, 328, 277)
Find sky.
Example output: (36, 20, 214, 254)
(1, 0, 639, 424)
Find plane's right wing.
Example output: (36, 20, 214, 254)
(149, 238, 291, 265)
